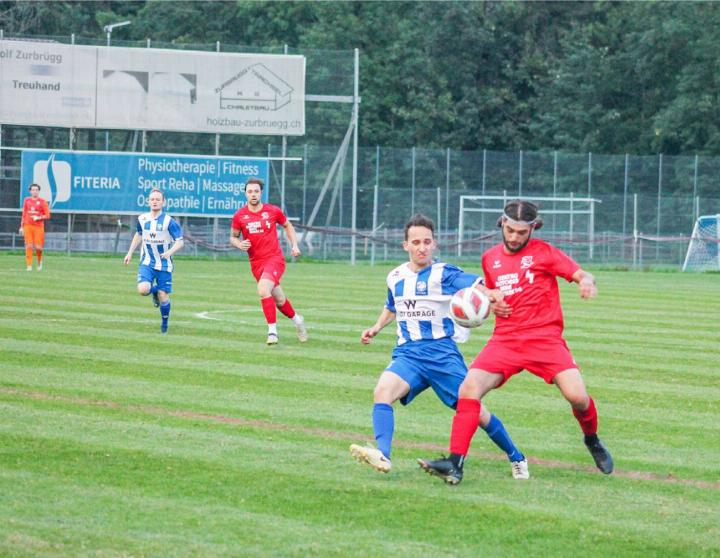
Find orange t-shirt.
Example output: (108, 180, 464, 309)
(21, 197, 50, 228)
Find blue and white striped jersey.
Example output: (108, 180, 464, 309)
(385, 261, 482, 345)
(136, 212, 183, 272)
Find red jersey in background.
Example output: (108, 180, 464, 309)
(231, 203, 287, 262)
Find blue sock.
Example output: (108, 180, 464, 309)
(372, 403, 394, 459)
(150, 285, 158, 294)
(160, 300, 170, 323)
(482, 414, 524, 462)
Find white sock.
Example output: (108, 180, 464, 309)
(291, 314, 304, 325)
(268, 324, 278, 335)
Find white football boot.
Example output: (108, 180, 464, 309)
(349, 444, 392, 473)
(511, 458, 530, 480)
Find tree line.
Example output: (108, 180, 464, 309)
(2, 0, 718, 156)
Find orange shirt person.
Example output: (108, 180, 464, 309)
(20, 183, 50, 271)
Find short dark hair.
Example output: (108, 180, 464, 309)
(404, 213, 435, 240)
(29, 183, 40, 191)
(149, 188, 165, 200)
(246, 178, 264, 191)
(498, 199, 544, 230)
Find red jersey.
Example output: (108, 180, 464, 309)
(21, 196, 50, 227)
(482, 238, 580, 339)
(231, 203, 287, 262)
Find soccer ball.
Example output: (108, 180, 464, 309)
(450, 287, 491, 328)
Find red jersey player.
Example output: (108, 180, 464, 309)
(419, 199, 613, 483)
(19, 183, 50, 271)
(230, 178, 307, 345)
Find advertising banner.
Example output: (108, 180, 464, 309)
(1, 40, 305, 135)
(20, 149, 269, 217)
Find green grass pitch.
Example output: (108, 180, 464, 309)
(0, 254, 718, 557)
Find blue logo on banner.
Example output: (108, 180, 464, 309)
(20, 150, 269, 216)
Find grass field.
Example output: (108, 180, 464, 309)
(0, 253, 718, 557)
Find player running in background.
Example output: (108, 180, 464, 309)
(123, 189, 184, 334)
(350, 214, 529, 479)
(419, 200, 613, 484)
(230, 178, 307, 346)
(19, 183, 50, 271)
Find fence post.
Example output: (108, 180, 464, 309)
(657, 153, 663, 261)
(445, 147, 450, 238)
(633, 193, 638, 268)
(518, 149, 523, 196)
(411, 146, 416, 215)
(553, 150, 558, 237)
(588, 151, 592, 196)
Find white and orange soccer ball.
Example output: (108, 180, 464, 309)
(450, 286, 491, 328)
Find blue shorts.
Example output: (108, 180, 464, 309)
(137, 265, 173, 294)
(386, 337, 467, 409)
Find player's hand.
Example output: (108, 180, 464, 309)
(238, 239, 251, 251)
(18, 227, 24, 235)
(123, 254, 132, 265)
(291, 245, 301, 257)
(487, 288, 512, 318)
(361, 327, 378, 344)
(160, 253, 170, 260)
(579, 276, 597, 299)
(32, 215, 40, 222)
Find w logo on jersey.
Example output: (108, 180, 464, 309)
(402, 300, 417, 309)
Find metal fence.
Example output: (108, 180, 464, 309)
(2, 34, 719, 268)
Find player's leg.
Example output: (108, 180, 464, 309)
(553, 368, 614, 474)
(257, 276, 278, 344)
(155, 271, 174, 334)
(418, 368, 503, 484)
(272, 284, 307, 342)
(35, 227, 44, 270)
(23, 226, 33, 270)
(350, 370, 412, 473)
(418, 343, 528, 479)
(136, 265, 153, 296)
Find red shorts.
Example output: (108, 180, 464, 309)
(250, 256, 286, 285)
(470, 336, 578, 386)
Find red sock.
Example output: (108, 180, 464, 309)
(36, 249, 43, 265)
(572, 397, 598, 436)
(277, 298, 296, 319)
(449, 399, 481, 456)
(261, 296, 276, 325)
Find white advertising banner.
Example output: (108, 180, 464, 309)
(0, 40, 306, 136)
(0, 41, 97, 128)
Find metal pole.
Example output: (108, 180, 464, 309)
(569, 192, 574, 257)
(518, 149, 523, 196)
(411, 146, 416, 215)
(588, 151, 592, 196)
(553, 150, 558, 237)
(281, 44, 289, 214)
(67, 214, 72, 255)
(692, 154, 699, 227)
(302, 143, 308, 223)
(215, 41, 221, 159)
(481, 148, 487, 232)
(350, 48, 360, 265)
(445, 147, 450, 238)
(105, 30, 111, 151)
(436, 187, 441, 236)
(633, 193, 638, 268)
(657, 153, 663, 261)
(623, 154, 629, 237)
(457, 196, 464, 258)
(371, 145, 380, 265)
(589, 200, 595, 260)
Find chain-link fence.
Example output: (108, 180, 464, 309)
(2, 34, 719, 268)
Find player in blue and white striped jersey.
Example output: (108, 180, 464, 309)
(124, 189, 184, 334)
(350, 214, 528, 479)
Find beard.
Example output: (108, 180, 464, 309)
(502, 233, 531, 253)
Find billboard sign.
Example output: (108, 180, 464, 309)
(1, 40, 305, 135)
(20, 149, 269, 217)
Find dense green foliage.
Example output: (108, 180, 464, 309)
(0, 255, 718, 556)
(2, 1, 720, 154)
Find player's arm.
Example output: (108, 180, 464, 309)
(572, 269, 597, 299)
(124, 232, 142, 265)
(161, 238, 184, 259)
(34, 200, 50, 222)
(229, 227, 251, 251)
(361, 307, 396, 345)
(281, 220, 301, 257)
